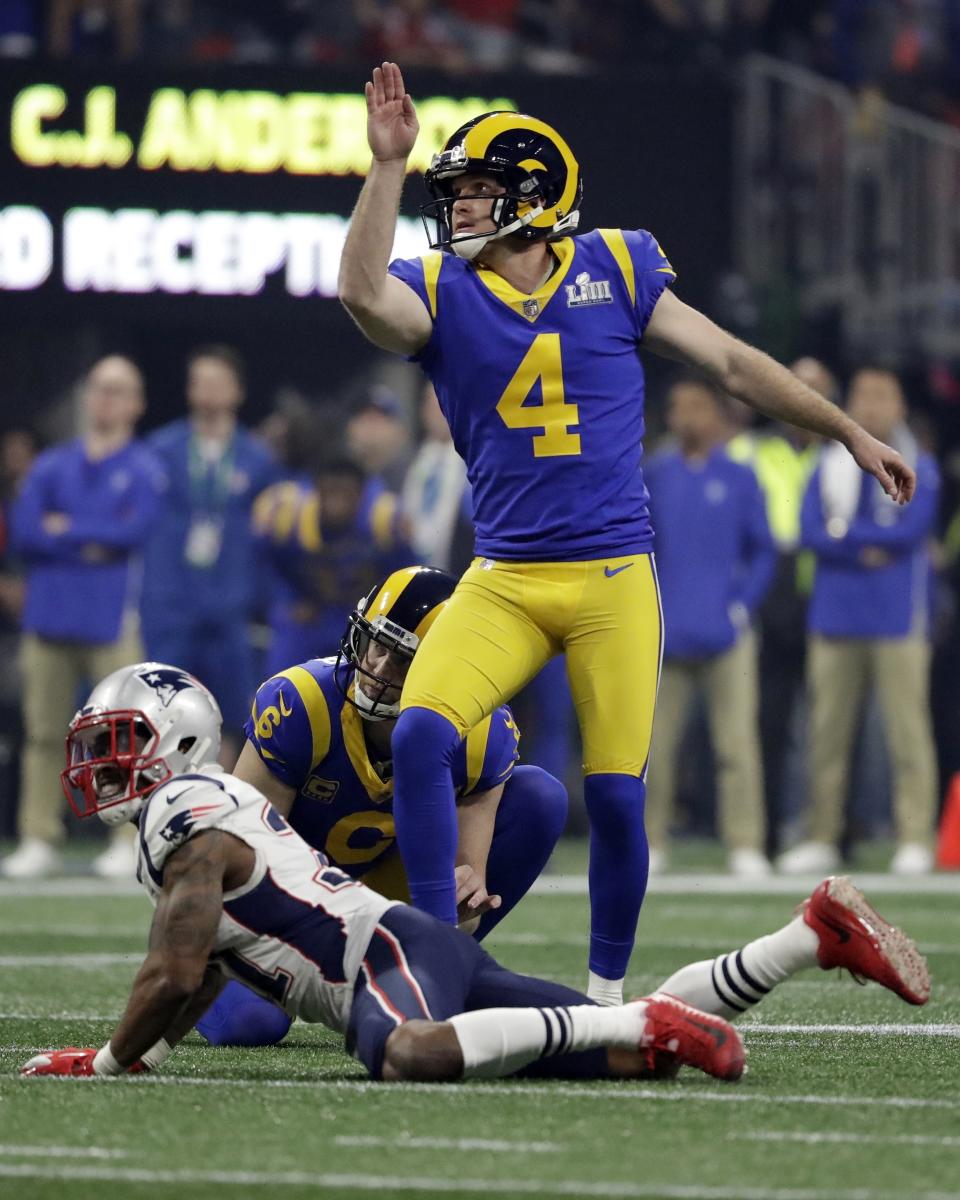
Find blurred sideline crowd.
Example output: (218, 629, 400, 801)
(1, 2, 959, 124)
(0, 344, 958, 883)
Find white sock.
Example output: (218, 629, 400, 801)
(448, 1002, 645, 1079)
(139, 1038, 172, 1071)
(92, 1042, 123, 1076)
(655, 916, 819, 1020)
(586, 971, 624, 1006)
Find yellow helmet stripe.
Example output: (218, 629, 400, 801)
(366, 566, 423, 622)
(413, 600, 446, 643)
(462, 112, 578, 224)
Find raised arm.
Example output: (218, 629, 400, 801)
(338, 62, 434, 355)
(644, 290, 915, 505)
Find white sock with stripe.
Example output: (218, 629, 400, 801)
(448, 1002, 646, 1079)
(654, 916, 820, 1020)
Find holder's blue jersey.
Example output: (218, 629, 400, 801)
(388, 229, 675, 561)
(244, 657, 519, 878)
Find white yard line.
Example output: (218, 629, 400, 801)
(740, 1023, 960, 1037)
(0, 953, 137, 967)
(735, 1131, 960, 1148)
(0, 879, 143, 897)
(491, 932, 959, 954)
(0, 923, 146, 938)
(530, 874, 960, 897)
(0, 1012, 117, 1021)
(3, 1013, 956, 1038)
(0, 1145, 129, 1160)
(13, 1074, 960, 1111)
(334, 1134, 560, 1153)
(4, 872, 960, 899)
(0, 1163, 958, 1200)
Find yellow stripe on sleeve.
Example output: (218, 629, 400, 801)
(421, 252, 443, 319)
(596, 228, 636, 307)
(297, 493, 322, 553)
(266, 482, 302, 543)
(464, 715, 493, 795)
(273, 666, 331, 770)
(251, 486, 278, 535)
(370, 492, 397, 549)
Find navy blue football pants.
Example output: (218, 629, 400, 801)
(196, 765, 567, 1047)
(347, 905, 608, 1079)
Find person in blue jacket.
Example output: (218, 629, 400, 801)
(780, 368, 940, 877)
(2, 355, 164, 880)
(253, 457, 414, 677)
(644, 375, 776, 877)
(140, 346, 278, 760)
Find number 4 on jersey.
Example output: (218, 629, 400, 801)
(496, 333, 581, 458)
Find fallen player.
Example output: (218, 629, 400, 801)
(20, 664, 929, 1081)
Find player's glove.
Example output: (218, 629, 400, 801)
(20, 1047, 149, 1077)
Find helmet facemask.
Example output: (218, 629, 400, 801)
(62, 710, 172, 827)
(334, 567, 456, 722)
(421, 167, 548, 261)
(336, 602, 418, 722)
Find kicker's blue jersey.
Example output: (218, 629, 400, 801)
(244, 657, 520, 878)
(388, 229, 675, 561)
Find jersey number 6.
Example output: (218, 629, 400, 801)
(496, 333, 581, 458)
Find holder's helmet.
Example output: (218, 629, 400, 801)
(336, 566, 456, 720)
(62, 663, 222, 827)
(421, 112, 583, 261)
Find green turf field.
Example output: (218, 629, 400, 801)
(2, 852, 959, 1200)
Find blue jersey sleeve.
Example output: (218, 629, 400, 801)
(244, 667, 332, 790)
(625, 229, 676, 331)
(595, 228, 676, 336)
(388, 252, 446, 361)
(457, 705, 520, 798)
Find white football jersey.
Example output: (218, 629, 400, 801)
(137, 765, 397, 1032)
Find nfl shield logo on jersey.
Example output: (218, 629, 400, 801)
(522, 298, 540, 318)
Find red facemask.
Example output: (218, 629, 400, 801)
(61, 709, 170, 819)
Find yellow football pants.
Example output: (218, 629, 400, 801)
(400, 554, 663, 776)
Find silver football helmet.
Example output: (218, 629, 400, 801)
(61, 662, 223, 827)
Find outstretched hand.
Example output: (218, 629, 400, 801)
(365, 61, 419, 163)
(20, 1047, 148, 1076)
(848, 428, 916, 505)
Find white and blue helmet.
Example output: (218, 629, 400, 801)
(62, 662, 222, 827)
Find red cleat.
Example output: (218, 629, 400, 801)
(635, 995, 745, 1082)
(802, 875, 931, 1006)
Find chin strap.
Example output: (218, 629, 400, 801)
(353, 676, 399, 722)
(449, 207, 582, 261)
(450, 205, 545, 261)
